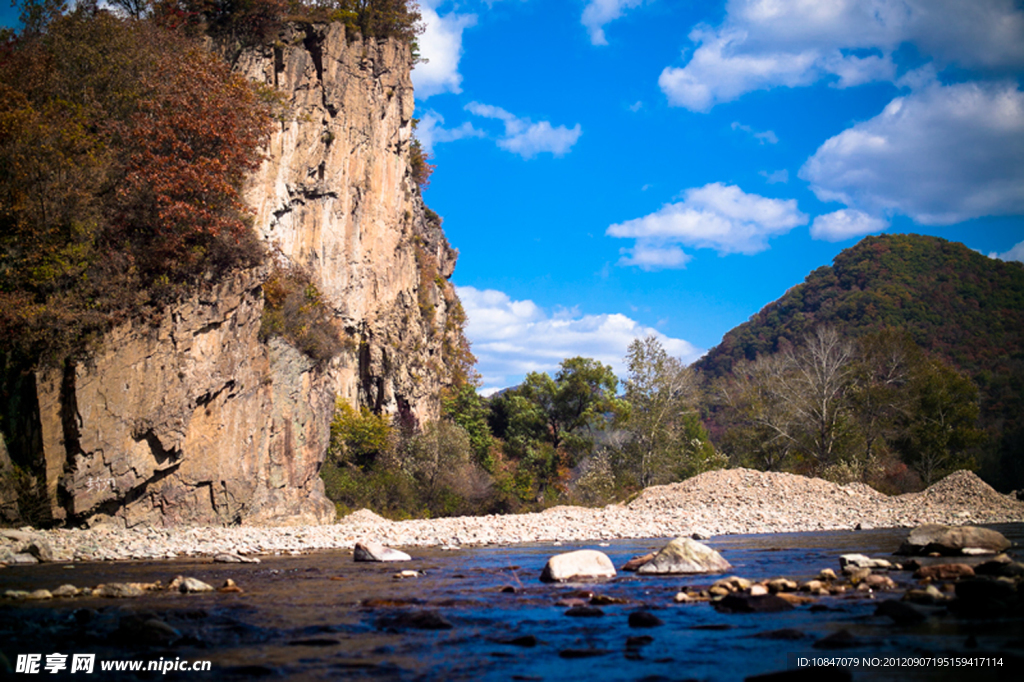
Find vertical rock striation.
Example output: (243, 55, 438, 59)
(0, 23, 466, 527)
(235, 22, 463, 422)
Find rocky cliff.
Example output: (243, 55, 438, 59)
(234, 22, 463, 422)
(0, 23, 466, 528)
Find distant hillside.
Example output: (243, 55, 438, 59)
(694, 233, 1024, 489)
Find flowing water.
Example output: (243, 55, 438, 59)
(2, 525, 1023, 681)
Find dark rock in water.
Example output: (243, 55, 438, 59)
(622, 552, 657, 572)
(499, 585, 518, 593)
(913, 563, 974, 580)
(498, 635, 538, 647)
(354, 542, 411, 562)
(376, 610, 453, 630)
(636, 538, 731, 575)
(626, 635, 654, 648)
(565, 605, 605, 617)
(628, 610, 664, 628)
(974, 559, 1024, 578)
(954, 578, 1016, 602)
(559, 648, 610, 659)
(689, 623, 734, 630)
(813, 630, 860, 649)
(747, 668, 852, 682)
(753, 628, 807, 640)
(951, 578, 1017, 618)
(714, 593, 794, 614)
(288, 638, 340, 647)
(875, 600, 926, 625)
(590, 594, 629, 605)
(896, 524, 1010, 556)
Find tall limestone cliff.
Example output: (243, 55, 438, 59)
(234, 22, 463, 421)
(0, 24, 467, 528)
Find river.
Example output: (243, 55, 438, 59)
(2, 525, 1022, 680)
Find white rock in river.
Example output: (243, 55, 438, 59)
(540, 549, 616, 583)
(839, 554, 893, 570)
(353, 541, 411, 562)
(636, 538, 732, 575)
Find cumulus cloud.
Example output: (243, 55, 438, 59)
(607, 182, 808, 268)
(989, 241, 1024, 263)
(810, 209, 889, 242)
(800, 82, 1024, 225)
(457, 286, 703, 393)
(659, 0, 1024, 111)
(415, 110, 484, 154)
(412, 3, 477, 99)
(465, 102, 582, 158)
(582, 0, 644, 46)
(732, 121, 778, 144)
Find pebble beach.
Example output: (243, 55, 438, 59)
(8, 468, 1024, 564)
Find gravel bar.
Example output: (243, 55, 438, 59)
(14, 469, 1024, 563)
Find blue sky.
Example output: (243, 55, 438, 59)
(4, 2, 1023, 395)
(411, 0, 1024, 394)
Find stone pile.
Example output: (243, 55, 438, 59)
(2, 468, 1022, 564)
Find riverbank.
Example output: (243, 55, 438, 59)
(6, 469, 1024, 563)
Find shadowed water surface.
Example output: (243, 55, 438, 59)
(2, 525, 1023, 681)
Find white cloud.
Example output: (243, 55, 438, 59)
(617, 243, 693, 271)
(412, 3, 477, 99)
(989, 241, 1024, 263)
(810, 209, 889, 242)
(607, 182, 808, 267)
(457, 285, 703, 393)
(800, 82, 1024, 225)
(582, 0, 644, 46)
(759, 169, 789, 184)
(659, 0, 1024, 111)
(732, 121, 778, 144)
(415, 110, 484, 155)
(465, 102, 582, 158)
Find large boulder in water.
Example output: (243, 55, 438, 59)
(636, 538, 731, 575)
(896, 524, 1011, 556)
(540, 549, 617, 582)
(354, 541, 411, 562)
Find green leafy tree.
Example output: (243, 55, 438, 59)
(896, 359, 986, 485)
(617, 336, 718, 487)
(327, 400, 392, 469)
(518, 357, 622, 453)
(441, 385, 494, 469)
(845, 329, 922, 481)
(405, 420, 490, 515)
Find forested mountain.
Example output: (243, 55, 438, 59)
(695, 234, 1024, 490)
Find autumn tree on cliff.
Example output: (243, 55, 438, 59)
(0, 2, 272, 364)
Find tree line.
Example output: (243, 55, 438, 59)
(322, 327, 986, 519)
(0, 0, 425, 367)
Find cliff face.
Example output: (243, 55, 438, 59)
(0, 24, 465, 527)
(236, 22, 462, 422)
